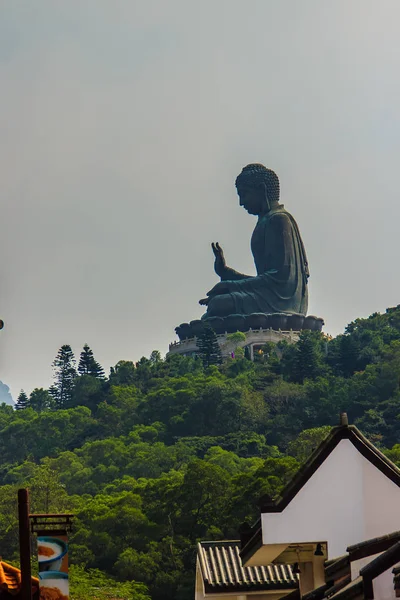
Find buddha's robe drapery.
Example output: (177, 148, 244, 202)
(204, 205, 309, 318)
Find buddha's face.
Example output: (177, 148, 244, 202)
(237, 185, 266, 215)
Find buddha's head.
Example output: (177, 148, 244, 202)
(235, 164, 280, 215)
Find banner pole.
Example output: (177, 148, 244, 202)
(18, 488, 32, 600)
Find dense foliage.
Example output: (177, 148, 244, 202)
(4, 308, 400, 599)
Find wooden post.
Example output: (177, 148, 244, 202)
(18, 489, 32, 600)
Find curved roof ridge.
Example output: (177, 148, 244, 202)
(259, 422, 400, 513)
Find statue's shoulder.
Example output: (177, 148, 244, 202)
(268, 207, 300, 232)
(268, 206, 291, 221)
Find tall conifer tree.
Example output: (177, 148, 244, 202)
(197, 324, 222, 368)
(78, 344, 105, 378)
(52, 345, 77, 408)
(15, 390, 29, 410)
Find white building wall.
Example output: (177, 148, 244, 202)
(350, 553, 380, 581)
(261, 439, 400, 560)
(352, 554, 397, 600)
(372, 568, 397, 600)
(363, 455, 400, 540)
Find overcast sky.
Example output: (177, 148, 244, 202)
(1, 0, 400, 399)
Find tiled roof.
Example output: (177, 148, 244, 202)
(302, 583, 331, 600)
(198, 540, 298, 594)
(325, 555, 350, 582)
(0, 561, 39, 597)
(322, 540, 400, 599)
(347, 530, 400, 561)
(360, 540, 400, 580)
(302, 575, 354, 600)
(327, 576, 363, 599)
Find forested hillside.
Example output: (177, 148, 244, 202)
(4, 307, 400, 599)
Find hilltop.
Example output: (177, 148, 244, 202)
(3, 306, 400, 599)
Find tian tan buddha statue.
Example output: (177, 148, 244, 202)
(199, 164, 309, 319)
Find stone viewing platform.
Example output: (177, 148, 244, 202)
(168, 327, 302, 360)
(168, 313, 324, 360)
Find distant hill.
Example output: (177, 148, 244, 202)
(2, 307, 400, 599)
(0, 382, 14, 406)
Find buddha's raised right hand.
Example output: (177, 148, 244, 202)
(212, 242, 227, 278)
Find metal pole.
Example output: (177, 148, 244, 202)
(18, 488, 32, 600)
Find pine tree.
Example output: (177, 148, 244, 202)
(197, 324, 222, 368)
(48, 384, 59, 404)
(15, 390, 29, 410)
(78, 344, 105, 378)
(52, 345, 77, 408)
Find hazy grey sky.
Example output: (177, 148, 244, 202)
(2, 0, 400, 399)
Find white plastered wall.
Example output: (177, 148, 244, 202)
(372, 568, 397, 600)
(261, 439, 400, 560)
(352, 554, 398, 599)
(350, 553, 380, 581)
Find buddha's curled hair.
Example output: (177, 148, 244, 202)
(235, 164, 280, 203)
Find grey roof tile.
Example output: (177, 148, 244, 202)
(198, 540, 298, 593)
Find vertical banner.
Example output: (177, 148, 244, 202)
(37, 534, 69, 600)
